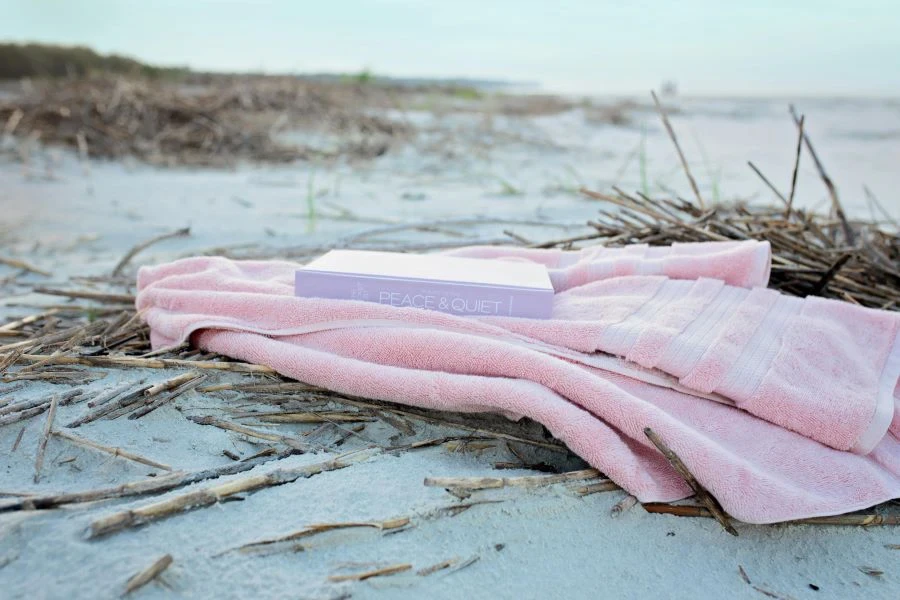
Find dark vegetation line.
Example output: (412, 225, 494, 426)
(0, 42, 189, 80)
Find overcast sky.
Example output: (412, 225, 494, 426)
(4, 0, 899, 96)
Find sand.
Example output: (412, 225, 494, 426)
(1, 95, 898, 599)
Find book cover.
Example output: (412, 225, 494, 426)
(295, 250, 554, 318)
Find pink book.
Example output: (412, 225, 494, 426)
(295, 250, 554, 318)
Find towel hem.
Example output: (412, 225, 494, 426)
(852, 331, 900, 454)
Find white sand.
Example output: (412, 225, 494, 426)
(1, 96, 898, 599)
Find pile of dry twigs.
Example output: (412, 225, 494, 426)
(0, 175, 897, 535)
(0, 76, 410, 165)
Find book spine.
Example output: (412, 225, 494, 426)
(295, 272, 553, 319)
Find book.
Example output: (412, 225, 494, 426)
(295, 250, 554, 318)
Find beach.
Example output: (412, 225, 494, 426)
(1, 85, 899, 599)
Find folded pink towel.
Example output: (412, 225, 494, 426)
(136, 241, 900, 524)
(446, 239, 772, 291)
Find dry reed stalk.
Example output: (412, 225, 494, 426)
(253, 412, 373, 424)
(574, 480, 622, 496)
(644, 427, 738, 536)
(424, 468, 600, 491)
(642, 503, 900, 526)
(0, 395, 50, 418)
(87, 380, 146, 408)
(111, 227, 191, 277)
(0, 389, 81, 427)
(128, 374, 206, 419)
(33, 393, 59, 483)
(571, 186, 897, 309)
(15, 353, 275, 373)
(66, 383, 150, 427)
(789, 105, 854, 244)
(0, 323, 93, 353)
(16, 321, 107, 374)
(329, 563, 412, 582)
(144, 371, 203, 397)
(198, 381, 320, 394)
(187, 415, 313, 452)
(0, 449, 294, 513)
(0, 349, 24, 374)
(32, 287, 136, 304)
(0, 404, 51, 427)
(11, 426, 25, 452)
(52, 429, 172, 471)
(786, 115, 804, 218)
(610, 494, 639, 517)
(747, 161, 788, 206)
(322, 396, 569, 452)
(0, 309, 59, 333)
(417, 558, 459, 576)
(140, 342, 189, 358)
(2, 370, 106, 385)
(652, 90, 704, 209)
(0, 256, 51, 277)
(87, 448, 380, 537)
(123, 554, 173, 595)
(233, 517, 409, 554)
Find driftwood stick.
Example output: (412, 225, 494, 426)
(53, 429, 173, 471)
(87, 448, 380, 538)
(0, 449, 294, 513)
(112, 227, 190, 277)
(123, 554, 173, 595)
(424, 468, 600, 491)
(33, 393, 60, 483)
(643, 427, 738, 536)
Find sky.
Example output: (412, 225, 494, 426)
(3, 0, 899, 96)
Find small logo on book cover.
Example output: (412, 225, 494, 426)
(350, 283, 369, 301)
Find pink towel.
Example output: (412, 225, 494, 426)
(445, 239, 772, 291)
(136, 240, 900, 524)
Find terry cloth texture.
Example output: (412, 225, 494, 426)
(136, 240, 900, 524)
